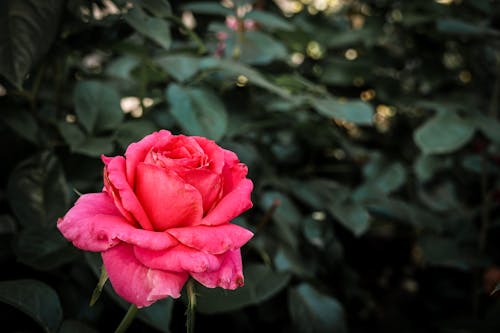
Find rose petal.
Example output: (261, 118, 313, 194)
(201, 178, 253, 226)
(57, 193, 179, 251)
(222, 162, 249, 196)
(102, 243, 188, 308)
(125, 130, 172, 186)
(134, 244, 221, 273)
(177, 169, 223, 213)
(167, 224, 253, 254)
(190, 250, 244, 289)
(194, 136, 225, 173)
(105, 156, 154, 230)
(135, 163, 203, 231)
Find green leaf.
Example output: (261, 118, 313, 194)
(71, 137, 114, 157)
(166, 84, 228, 140)
(329, 199, 370, 237)
(0, 279, 63, 333)
(57, 121, 86, 147)
(124, 6, 171, 50)
(2, 109, 39, 144)
(155, 55, 200, 82)
(105, 55, 140, 81)
(114, 120, 158, 149)
(59, 320, 98, 333)
(73, 80, 123, 134)
(199, 57, 293, 100)
(245, 10, 294, 31)
(414, 154, 452, 182)
(182, 2, 233, 16)
(195, 264, 291, 314)
(7, 152, 69, 227)
(139, 0, 172, 18)
(15, 227, 78, 271)
(436, 18, 500, 37)
(470, 113, 500, 144)
(288, 283, 347, 333)
(0, 0, 64, 88)
(414, 111, 475, 154)
(312, 97, 374, 125)
(227, 31, 288, 65)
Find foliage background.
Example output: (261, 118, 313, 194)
(1, 0, 500, 332)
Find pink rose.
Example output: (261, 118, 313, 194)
(57, 130, 254, 307)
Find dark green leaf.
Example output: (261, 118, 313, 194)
(73, 80, 123, 134)
(437, 18, 500, 37)
(228, 31, 288, 65)
(71, 137, 115, 157)
(114, 120, 158, 149)
(166, 84, 228, 140)
(196, 264, 291, 314)
(414, 111, 475, 154)
(0, 279, 62, 333)
(288, 283, 347, 333)
(312, 97, 374, 125)
(139, 0, 172, 18)
(15, 227, 78, 271)
(245, 10, 294, 31)
(59, 320, 98, 333)
(182, 2, 233, 16)
(2, 109, 39, 144)
(414, 154, 453, 182)
(470, 113, 500, 144)
(57, 121, 86, 147)
(155, 55, 200, 82)
(329, 199, 370, 237)
(7, 152, 69, 227)
(124, 6, 171, 50)
(0, 0, 64, 88)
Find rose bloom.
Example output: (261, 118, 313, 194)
(58, 130, 254, 307)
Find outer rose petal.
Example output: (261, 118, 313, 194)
(134, 244, 221, 273)
(191, 250, 244, 290)
(105, 156, 154, 230)
(57, 193, 179, 251)
(135, 163, 203, 230)
(167, 224, 253, 254)
(125, 130, 172, 186)
(102, 243, 188, 308)
(201, 178, 253, 226)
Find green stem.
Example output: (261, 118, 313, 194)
(186, 279, 196, 333)
(114, 304, 138, 333)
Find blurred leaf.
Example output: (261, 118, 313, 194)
(470, 113, 500, 144)
(71, 137, 115, 157)
(15, 227, 78, 271)
(155, 55, 200, 82)
(320, 58, 372, 87)
(196, 264, 291, 314)
(2, 109, 39, 144)
(419, 235, 481, 270)
(105, 55, 140, 81)
(57, 121, 86, 147)
(7, 152, 69, 227)
(329, 199, 370, 237)
(288, 283, 347, 333)
(415, 154, 453, 182)
(73, 80, 123, 134)
(139, 0, 172, 18)
(245, 10, 294, 31)
(182, 2, 233, 16)
(414, 111, 475, 154)
(0, 279, 62, 333)
(199, 57, 293, 99)
(59, 320, 98, 333)
(325, 28, 377, 48)
(226, 31, 288, 65)
(114, 120, 158, 149)
(124, 6, 171, 50)
(436, 18, 500, 37)
(312, 97, 374, 125)
(166, 84, 228, 140)
(0, 0, 64, 88)
(274, 246, 315, 278)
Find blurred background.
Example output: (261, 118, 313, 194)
(1, 0, 500, 332)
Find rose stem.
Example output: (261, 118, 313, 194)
(186, 278, 197, 333)
(114, 304, 138, 333)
